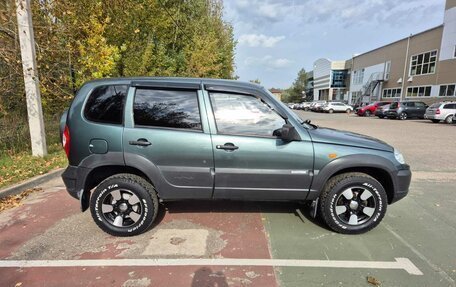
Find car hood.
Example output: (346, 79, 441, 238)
(308, 127, 394, 152)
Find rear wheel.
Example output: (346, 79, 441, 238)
(364, 110, 371, 117)
(328, 109, 334, 114)
(319, 172, 387, 234)
(90, 174, 158, 236)
(377, 115, 384, 119)
(399, 112, 408, 120)
(346, 109, 351, 114)
(445, 115, 453, 124)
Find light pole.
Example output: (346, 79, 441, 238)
(16, 0, 47, 156)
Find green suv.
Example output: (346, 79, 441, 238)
(61, 78, 411, 236)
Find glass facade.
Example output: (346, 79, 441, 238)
(331, 70, 348, 88)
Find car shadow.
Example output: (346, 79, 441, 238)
(150, 200, 331, 231)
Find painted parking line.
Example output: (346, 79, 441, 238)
(0, 257, 423, 275)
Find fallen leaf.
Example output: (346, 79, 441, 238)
(367, 276, 381, 286)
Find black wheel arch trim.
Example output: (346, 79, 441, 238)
(62, 152, 166, 212)
(307, 154, 410, 204)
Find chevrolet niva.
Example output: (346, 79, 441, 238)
(60, 78, 411, 236)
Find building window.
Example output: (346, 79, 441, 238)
(384, 61, 391, 81)
(382, 88, 401, 98)
(454, 45, 456, 58)
(352, 69, 364, 85)
(439, 84, 456, 97)
(331, 70, 348, 88)
(406, 86, 432, 97)
(410, 50, 437, 76)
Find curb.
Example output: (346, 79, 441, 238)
(0, 168, 64, 199)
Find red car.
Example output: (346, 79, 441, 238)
(357, 101, 391, 117)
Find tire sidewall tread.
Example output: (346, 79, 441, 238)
(319, 172, 387, 234)
(90, 173, 159, 237)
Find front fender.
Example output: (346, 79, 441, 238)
(307, 154, 401, 201)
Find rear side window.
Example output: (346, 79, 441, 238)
(134, 89, 202, 130)
(430, 103, 441, 108)
(84, 85, 128, 125)
(415, 102, 426, 107)
(443, 104, 456, 109)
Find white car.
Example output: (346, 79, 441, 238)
(323, 102, 353, 113)
(425, 102, 456, 124)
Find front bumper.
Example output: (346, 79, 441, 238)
(390, 167, 412, 204)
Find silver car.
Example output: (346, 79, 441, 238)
(425, 102, 456, 124)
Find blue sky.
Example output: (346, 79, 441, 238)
(223, 0, 446, 89)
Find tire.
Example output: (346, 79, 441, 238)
(445, 115, 453, 124)
(399, 112, 408, 120)
(319, 172, 387, 234)
(328, 109, 334, 114)
(90, 173, 159, 236)
(377, 115, 384, 119)
(346, 109, 351, 114)
(364, 110, 371, 117)
(431, 119, 440, 123)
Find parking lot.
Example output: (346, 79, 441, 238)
(1, 112, 455, 287)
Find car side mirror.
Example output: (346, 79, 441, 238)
(273, 124, 301, 142)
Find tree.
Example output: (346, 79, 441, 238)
(249, 79, 261, 84)
(287, 68, 307, 102)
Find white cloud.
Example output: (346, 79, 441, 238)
(227, 0, 441, 28)
(238, 34, 285, 47)
(244, 55, 292, 69)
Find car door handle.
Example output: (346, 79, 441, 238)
(216, 143, 238, 151)
(129, 138, 152, 146)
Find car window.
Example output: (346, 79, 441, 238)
(133, 89, 202, 130)
(415, 102, 426, 107)
(390, 102, 399, 109)
(209, 92, 285, 137)
(443, 103, 456, 109)
(84, 85, 128, 125)
(430, 103, 441, 108)
(406, 102, 415, 107)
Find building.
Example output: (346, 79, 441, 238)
(269, 88, 283, 101)
(348, 0, 456, 105)
(304, 70, 314, 101)
(313, 59, 351, 102)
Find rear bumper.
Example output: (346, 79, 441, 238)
(61, 165, 91, 200)
(424, 114, 442, 120)
(390, 167, 412, 204)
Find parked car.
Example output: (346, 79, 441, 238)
(301, 102, 312, 111)
(375, 104, 391, 119)
(357, 101, 391, 117)
(322, 102, 353, 113)
(424, 102, 456, 124)
(311, 100, 327, 112)
(61, 77, 411, 236)
(386, 101, 428, 120)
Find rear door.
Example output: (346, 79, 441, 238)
(414, 102, 427, 117)
(204, 87, 314, 200)
(123, 82, 214, 200)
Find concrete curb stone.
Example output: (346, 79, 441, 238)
(0, 168, 64, 199)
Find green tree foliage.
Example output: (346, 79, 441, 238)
(283, 68, 308, 103)
(0, 0, 236, 117)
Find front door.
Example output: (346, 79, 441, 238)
(123, 86, 214, 200)
(206, 91, 314, 200)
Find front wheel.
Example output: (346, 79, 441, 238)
(399, 112, 408, 120)
(445, 115, 453, 124)
(90, 174, 159, 236)
(328, 109, 334, 114)
(364, 110, 371, 117)
(319, 172, 387, 234)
